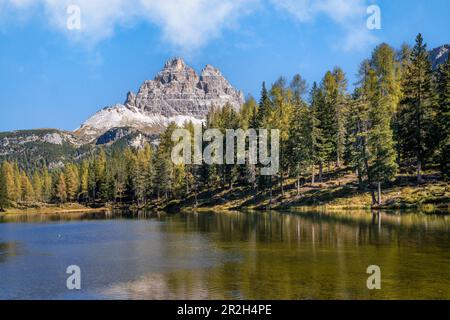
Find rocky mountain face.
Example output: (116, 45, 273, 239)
(76, 58, 244, 139)
(94, 127, 158, 148)
(430, 45, 450, 70)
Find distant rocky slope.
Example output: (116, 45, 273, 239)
(0, 127, 159, 169)
(0, 129, 86, 169)
(430, 45, 450, 70)
(75, 58, 244, 139)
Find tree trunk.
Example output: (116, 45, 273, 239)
(186, 174, 190, 195)
(377, 181, 382, 205)
(356, 168, 364, 190)
(369, 188, 377, 205)
(327, 162, 331, 179)
(319, 162, 323, 183)
(360, 135, 377, 205)
(363, 152, 377, 205)
(269, 176, 273, 208)
(311, 164, 315, 184)
(194, 191, 198, 207)
(417, 160, 423, 184)
(297, 174, 300, 196)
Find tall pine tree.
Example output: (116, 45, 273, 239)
(398, 34, 438, 183)
(437, 55, 450, 179)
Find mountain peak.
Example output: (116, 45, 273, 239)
(155, 57, 198, 85)
(125, 91, 136, 107)
(76, 58, 244, 139)
(201, 64, 222, 77)
(163, 57, 187, 71)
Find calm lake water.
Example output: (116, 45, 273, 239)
(0, 210, 449, 300)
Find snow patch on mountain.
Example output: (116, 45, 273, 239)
(77, 104, 204, 138)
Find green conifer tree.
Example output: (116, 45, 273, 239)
(437, 55, 450, 179)
(398, 34, 438, 183)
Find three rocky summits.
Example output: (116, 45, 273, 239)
(76, 57, 245, 140)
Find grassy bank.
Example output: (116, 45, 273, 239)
(2, 168, 448, 215)
(159, 168, 450, 214)
(1, 202, 108, 215)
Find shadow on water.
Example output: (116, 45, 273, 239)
(0, 242, 22, 263)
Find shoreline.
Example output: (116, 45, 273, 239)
(2, 179, 449, 216)
(178, 203, 450, 214)
(2, 200, 448, 216)
(1, 205, 109, 215)
(170, 174, 450, 214)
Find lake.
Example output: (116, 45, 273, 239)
(0, 210, 449, 300)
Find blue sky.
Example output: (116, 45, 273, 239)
(0, 0, 449, 132)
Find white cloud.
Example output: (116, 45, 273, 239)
(1, 0, 377, 52)
(271, 0, 378, 51)
(1, 0, 255, 50)
(140, 0, 253, 50)
(44, 0, 137, 43)
(271, 0, 366, 22)
(340, 24, 378, 52)
(8, 0, 34, 7)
